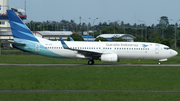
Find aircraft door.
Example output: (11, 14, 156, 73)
(155, 44, 159, 54)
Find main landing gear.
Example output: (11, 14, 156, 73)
(88, 59, 94, 65)
(158, 61, 161, 65)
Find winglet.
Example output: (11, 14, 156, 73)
(60, 38, 69, 49)
(69, 37, 74, 41)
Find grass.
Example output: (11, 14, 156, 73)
(0, 66, 180, 101)
(0, 93, 180, 101)
(0, 66, 180, 90)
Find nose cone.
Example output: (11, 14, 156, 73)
(171, 50, 178, 57)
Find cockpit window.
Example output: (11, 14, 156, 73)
(164, 47, 171, 50)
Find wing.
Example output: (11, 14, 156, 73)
(76, 49, 102, 59)
(60, 38, 102, 59)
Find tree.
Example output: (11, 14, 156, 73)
(67, 33, 84, 41)
(1, 43, 3, 48)
(81, 22, 87, 31)
(152, 36, 163, 43)
(159, 16, 169, 27)
(149, 31, 160, 42)
(134, 35, 145, 42)
(161, 40, 170, 47)
(102, 22, 108, 27)
(88, 22, 92, 30)
(177, 39, 180, 48)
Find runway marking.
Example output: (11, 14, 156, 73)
(0, 90, 180, 93)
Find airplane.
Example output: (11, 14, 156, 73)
(69, 37, 74, 41)
(7, 10, 178, 65)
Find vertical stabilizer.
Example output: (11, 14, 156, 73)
(7, 10, 39, 42)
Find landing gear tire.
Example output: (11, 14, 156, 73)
(158, 61, 161, 65)
(88, 60, 94, 65)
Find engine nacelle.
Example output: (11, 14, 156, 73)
(100, 54, 119, 62)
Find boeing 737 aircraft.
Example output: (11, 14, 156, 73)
(7, 10, 178, 65)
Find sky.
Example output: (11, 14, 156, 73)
(9, 0, 180, 26)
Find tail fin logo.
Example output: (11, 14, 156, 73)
(35, 44, 40, 52)
(7, 10, 39, 42)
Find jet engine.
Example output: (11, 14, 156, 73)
(100, 54, 119, 62)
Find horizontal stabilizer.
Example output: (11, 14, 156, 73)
(1, 40, 26, 46)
